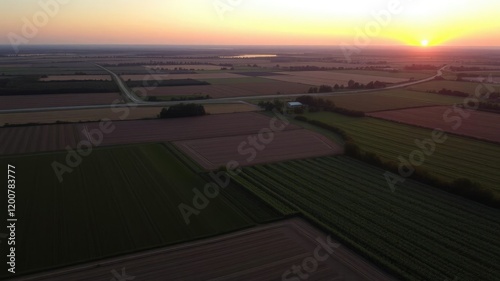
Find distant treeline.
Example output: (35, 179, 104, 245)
(286, 65, 391, 71)
(308, 80, 387, 93)
(404, 64, 439, 70)
(126, 79, 210, 88)
(0, 76, 118, 95)
(294, 116, 500, 208)
(159, 103, 206, 118)
(102, 61, 234, 67)
(295, 96, 365, 117)
(431, 88, 500, 100)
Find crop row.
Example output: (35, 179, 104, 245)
(232, 156, 500, 281)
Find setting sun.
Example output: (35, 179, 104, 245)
(421, 39, 429, 46)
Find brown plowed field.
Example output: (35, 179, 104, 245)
(368, 106, 500, 143)
(0, 112, 297, 155)
(121, 73, 247, 81)
(0, 92, 123, 110)
(40, 75, 111, 81)
(262, 71, 407, 86)
(0, 123, 80, 155)
(138, 81, 311, 98)
(13, 218, 395, 281)
(175, 129, 342, 170)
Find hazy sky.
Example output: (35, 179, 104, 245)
(1, 0, 500, 46)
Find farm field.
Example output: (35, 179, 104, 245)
(232, 156, 500, 281)
(0, 104, 259, 126)
(261, 71, 408, 86)
(13, 218, 395, 281)
(0, 92, 123, 110)
(0, 107, 163, 126)
(0, 112, 297, 155)
(302, 112, 500, 193)
(406, 80, 499, 95)
(368, 106, 500, 143)
(175, 129, 341, 170)
(324, 90, 463, 112)
(140, 81, 311, 98)
(462, 76, 500, 83)
(0, 143, 283, 279)
(39, 75, 111, 81)
(328, 69, 434, 80)
(144, 64, 224, 70)
(121, 73, 248, 81)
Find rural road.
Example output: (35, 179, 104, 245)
(0, 65, 447, 114)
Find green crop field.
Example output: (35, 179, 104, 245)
(302, 112, 500, 193)
(0, 143, 282, 278)
(406, 80, 499, 95)
(324, 89, 463, 112)
(231, 156, 500, 281)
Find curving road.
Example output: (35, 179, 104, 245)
(0, 65, 447, 114)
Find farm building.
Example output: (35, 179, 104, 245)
(287, 101, 304, 108)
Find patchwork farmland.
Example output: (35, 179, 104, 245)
(368, 106, 500, 143)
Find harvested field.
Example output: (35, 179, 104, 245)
(0, 92, 123, 110)
(204, 103, 260, 114)
(175, 129, 341, 170)
(0, 107, 164, 126)
(406, 80, 499, 95)
(462, 76, 500, 83)
(0, 112, 297, 155)
(13, 218, 395, 281)
(324, 90, 464, 112)
(39, 75, 111, 81)
(141, 81, 311, 98)
(368, 106, 500, 143)
(262, 71, 408, 86)
(0, 104, 260, 126)
(121, 73, 247, 81)
(0, 123, 80, 155)
(144, 64, 223, 70)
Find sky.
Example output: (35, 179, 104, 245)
(1, 0, 500, 47)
